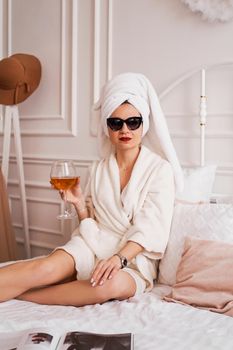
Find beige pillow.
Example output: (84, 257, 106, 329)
(164, 237, 233, 317)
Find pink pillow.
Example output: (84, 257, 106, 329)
(164, 237, 233, 317)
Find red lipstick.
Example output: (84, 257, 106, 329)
(119, 137, 131, 142)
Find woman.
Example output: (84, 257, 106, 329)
(0, 73, 183, 306)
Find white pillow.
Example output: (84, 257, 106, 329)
(158, 202, 233, 286)
(176, 165, 217, 203)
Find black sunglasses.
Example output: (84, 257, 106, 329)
(107, 116, 143, 131)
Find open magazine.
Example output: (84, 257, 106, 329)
(0, 328, 133, 350)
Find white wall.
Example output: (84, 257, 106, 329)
(1, 0, 233, 258)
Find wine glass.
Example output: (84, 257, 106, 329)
(50, 160, 79, 220)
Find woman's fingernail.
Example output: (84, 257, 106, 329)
(92, 282, 96, 287)
(99, 280, 103, 285)
(90, 278, 94, 283)
(108, 275, 112, 279)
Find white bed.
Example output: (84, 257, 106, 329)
(1, 283, 233, 349)
(1, 65, 233, 349)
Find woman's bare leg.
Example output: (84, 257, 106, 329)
(0, 250, 75, 302)
(18, 271, 136, 306)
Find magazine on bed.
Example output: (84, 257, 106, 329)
(0, 328, 133, 350)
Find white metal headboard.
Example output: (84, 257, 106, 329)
(159, 62, 233, 168)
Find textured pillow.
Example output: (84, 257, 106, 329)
(158, 203, 233, 285)
(164, 237, 233, 317)
(176, 165, 217, 203)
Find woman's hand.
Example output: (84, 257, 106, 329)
(90, 255, 122, 287)
(58, 179, 86, 209)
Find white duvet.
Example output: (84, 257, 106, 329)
(1, 284, 233, 350)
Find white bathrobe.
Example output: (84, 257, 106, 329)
(66, 146, 175, 291)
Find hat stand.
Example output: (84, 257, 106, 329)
(1, 105, 31, 258)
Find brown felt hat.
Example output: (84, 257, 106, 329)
(0, 53, 41, 106)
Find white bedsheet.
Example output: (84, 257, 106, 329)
(0, 284, 233, 349)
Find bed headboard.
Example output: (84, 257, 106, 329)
(158, 62, 233, 198)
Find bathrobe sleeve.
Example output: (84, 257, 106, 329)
(125, 161, 175, 259)
(76, 165, 98, 233)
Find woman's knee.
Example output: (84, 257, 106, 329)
(28, 250, 75, 285)
(41, 250, 75, 283)
(25, 257, 57, 285)
(98, 272, 136, 302)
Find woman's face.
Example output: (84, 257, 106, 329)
(107, 103, 143, 152)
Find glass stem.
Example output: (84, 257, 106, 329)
(64, 191, 71, 215)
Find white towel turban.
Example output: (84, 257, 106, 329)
(91, 72, 184, 193)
